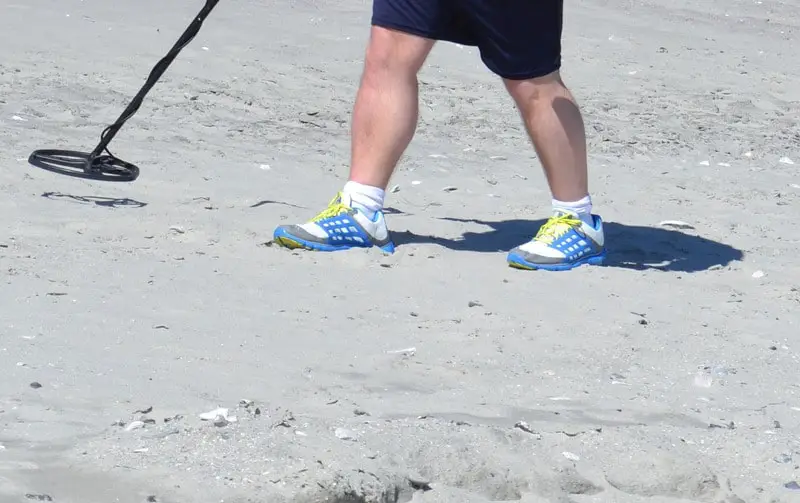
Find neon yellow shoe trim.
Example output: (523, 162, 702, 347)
(274, 236, 305, 249)
(533, 213, 583, 245)
(310, 192, 351, 223)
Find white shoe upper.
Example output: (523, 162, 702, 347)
(297, 193, 390, 243)
(516, 216, 605, 259)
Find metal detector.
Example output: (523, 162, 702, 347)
(28, 0, 220, 182)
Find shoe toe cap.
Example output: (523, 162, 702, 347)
(508, 248, 566, 265)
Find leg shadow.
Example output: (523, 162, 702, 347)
(393, 217, 744, 273)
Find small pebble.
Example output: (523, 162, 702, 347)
(334, 428, 356, 441)
(562, 451, 580, 462)
(752, 270, 765, 279)
(610, 373, 627, 382)
(693, 372, 713, 388)
(199, 407, 229, 421)
(390, 184, 400, 193)
(200, 407, 237, 426)
(774, 453, 792, 464)
(387, 347, 416, 356)
(513, 421, 540, 438)
(442, 186, 457, 192)
(659, 220, 695, 230)
(29, 382, 42, 389)
(24, 495, 52, 502)
(125, 421, 145, 432)
(408, 475, 432, 491)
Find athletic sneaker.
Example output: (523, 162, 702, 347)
(506, 211, 606, 271)
(272, 192, 395, 253)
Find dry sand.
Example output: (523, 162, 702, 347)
(1, 0, 799, 501)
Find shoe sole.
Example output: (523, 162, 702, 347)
(273, 229, 396, 254)
(506, 250, 607, 271)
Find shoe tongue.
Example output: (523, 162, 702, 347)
(338, 191, 354, 208)
(553, 208, 579, 218)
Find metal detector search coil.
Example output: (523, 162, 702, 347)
(28, 0, 220, 182)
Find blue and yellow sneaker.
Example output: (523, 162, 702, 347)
(273, 192, 395, 253)
(506, 211, 606, 271)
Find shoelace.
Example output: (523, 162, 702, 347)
(533, 213, 582, 245)
(310, 192, 350, 223)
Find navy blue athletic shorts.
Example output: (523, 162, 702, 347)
(371, 0, 563, 80)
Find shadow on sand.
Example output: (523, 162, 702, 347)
(41, 191, 147, 208)
(393, 217, 744, 273)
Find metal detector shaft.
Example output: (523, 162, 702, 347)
(90, 0, 221, 159)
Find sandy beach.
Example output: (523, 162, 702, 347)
(1, 0, 799, 501)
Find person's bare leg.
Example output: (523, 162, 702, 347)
(503, 70, 588, 203)
(504, 70, 606, 271)
(272, 26, 435, 253)
(348, 26, 435, 189)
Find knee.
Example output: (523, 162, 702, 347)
(362, 26, 432, 80)
(504, 70, 569, 106)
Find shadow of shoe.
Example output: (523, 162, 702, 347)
(393, 217, 743, 273)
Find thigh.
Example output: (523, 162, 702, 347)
(372, 0, 477, 46)
(465, 0, 564, 80)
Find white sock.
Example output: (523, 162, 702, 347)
(343, 181, 385, 219)
(552, 195, 594, 227)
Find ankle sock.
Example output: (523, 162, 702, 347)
(343, 181, 385, 219)
(552, 195, 594, 227)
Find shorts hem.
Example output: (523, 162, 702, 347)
(371, 18, 439, 41)
(490, 61, 562, 81)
